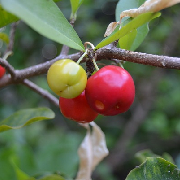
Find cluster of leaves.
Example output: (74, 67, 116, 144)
(0, 0, 180, 180)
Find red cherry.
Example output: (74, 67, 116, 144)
(85, 65, 135, 116)
(59, 90, 98, 123)
(0, 65, 5, 78)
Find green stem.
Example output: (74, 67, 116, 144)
(3, 51, 13, 60)
(76, 49, 88, 64)
(92, 58, 99, 71)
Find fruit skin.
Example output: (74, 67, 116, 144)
(0, 65, 5, 78)
(47, 59, 87, 98)
(85, 65, 135, 116)
(59, 90, 98, 123)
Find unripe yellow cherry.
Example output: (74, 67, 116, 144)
(47, 59, 87, 98)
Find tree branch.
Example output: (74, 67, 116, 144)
(0, 57, 16, 78)
(22, 79, 59, 107)
(96, 47, 180, 70)
(1, 46, 180, 89)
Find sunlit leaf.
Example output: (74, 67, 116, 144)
(95, 12, 160, 50)
(119, 23, 149, 51)
(126, 157, 180, 180)
(118, 29, 137, 50)
(0, 4, 19, 28)
(0, 0, 85, 51)
(0, 108, 55, 132)
(0, 32, 9, 44)
(76, 122, 108, 180)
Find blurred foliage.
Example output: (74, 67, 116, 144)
(0, 0, 180, 179)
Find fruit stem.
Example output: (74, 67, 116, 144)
(92, 57, 99, 71)
(84, 42, 95, 49)
(76, 48, 88, 65)
(3, 51, 13, 61)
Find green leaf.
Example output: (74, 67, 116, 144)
(0, 0, 85, 51)
(135, 149, 175, 165)
(162, 153, 175, 164)
(0, 32, 9, 44)
(135, 149, 159, 164)
(116, 0, 145, 22)
(53, 0, 62, 2)
(0, 4, 19, 28)
(0, 108, 55, 132)
(126, 157, 180, 180)
(39, 174, 65, 180)
(70, 0, 84, 14)
(10, 156, 35, 180)
(95, 12, 160, 50)
(118, 22, 149, 51)
(130, 23, 149, 51)
(118, 29, 137, 50)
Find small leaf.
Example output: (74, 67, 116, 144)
(0, 4, 19, 28)
(70, 0, 84, 14)
(135, 149, 175, 164)
(118, 29, 137, 50)
(76, 122, 109, 180)
(39, 174, 65, 180)
(0, 0, 85, 51)
(95, 12, 160, 50)
(135, 149, 159, 164)
(0, 108, 55, 132)
(0, 32, 9, 44)
(126, 157, 180, 180)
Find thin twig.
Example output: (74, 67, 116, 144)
(59, 45, 70, 56)
(4, 22, 18, 55)
(22, 79, 59, 107)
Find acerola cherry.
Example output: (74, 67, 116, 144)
(59, 90, 98, 123)
(0, 65, 5, 78)
(47, 59, 87, 99)
(85, 65, 135, 116)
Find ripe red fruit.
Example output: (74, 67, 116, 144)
(85, 65, 135, 116)
(0, 65, 5, 78)
(59, 90, 98, 123)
